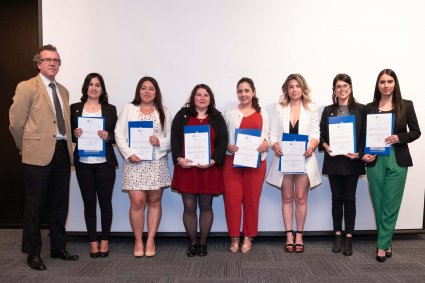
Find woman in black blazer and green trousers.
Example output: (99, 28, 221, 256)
(319, 74, 366, 256)
(361, 69, 420, 262)
(71, 73, 118, 258)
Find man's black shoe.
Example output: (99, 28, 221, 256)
(27, 255, 47, 271)
(50, 249, 79, 260)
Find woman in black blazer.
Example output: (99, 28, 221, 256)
(171, 84, 228, 257)
(71, 73, 118, 258)
(319, 74, 365, 256)
(361, 69, 420, 262)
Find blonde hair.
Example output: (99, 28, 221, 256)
(280, 74, 312, 108)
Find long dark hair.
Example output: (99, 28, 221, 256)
(80, 73, 109, 104)
(373, 69, 405, 127)
(186, 84, 217, 117)
(237, 77, 261, 112)
(332, 73, 357, 111)
(132, 76, 166, 130)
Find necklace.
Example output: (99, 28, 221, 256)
(86, 103, 99, 111)
(337, 105, 349, 116)
(198, 115, 208, 123)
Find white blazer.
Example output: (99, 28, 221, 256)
(115, 103, 172, 160)
(223, 106, 270, 161)
(266, 102, 321, 189)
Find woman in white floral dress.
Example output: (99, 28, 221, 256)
(115, 77, 172, 258)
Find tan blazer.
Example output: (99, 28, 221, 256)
(9, 74, 73, 166)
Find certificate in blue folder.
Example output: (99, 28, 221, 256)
(78, 117, 105, 157)
(234, 128, 261, 168)
(328, 115, 356, 155)
(279, 133, 308, 173)
(184, 125, 210, 165)
(128, 121, 154, 160)
(365, 113, 394, 156)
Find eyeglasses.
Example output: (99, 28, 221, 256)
(40, 58, 61, 64)
(335, 84, 350, 91)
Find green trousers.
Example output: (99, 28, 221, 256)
(366, 148, 408, 250)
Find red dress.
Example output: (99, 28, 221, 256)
(171, 117, 224, 194)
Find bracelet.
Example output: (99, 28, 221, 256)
(177, 157, 182, 163)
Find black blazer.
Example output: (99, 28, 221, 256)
(319, 103, 366, 175)
(360, 99, 421, 167)
(70, 102, 118, 167)
(171, 107, 228, 166)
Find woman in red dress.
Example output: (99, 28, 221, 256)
(171, 84, 228, 257)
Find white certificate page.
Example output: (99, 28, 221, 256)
(233, 133, 260, 168)
(129, 127, 154, 160)
(184, 132, 210, 165)
(280, 141, 306, 173)
(329, 122, 355, 155)
(366, 113, 392, 148)
(78, 117, 103, 151)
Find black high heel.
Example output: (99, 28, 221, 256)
(197, 243, 208, 256)
(284, 230, 295, 253)
(186, 243, 198, 257)
(385, 246, 392, 258)
(99, 251, 109, 258)
(376, 248, 386, 262)
(90, 251, 100, 258)
(90, 242, 100, 258)
(294, 231, 304, 253)
(99, 240, 109, 258)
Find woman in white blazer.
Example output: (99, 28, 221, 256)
(266, 74, 321, 253)
(115, 77, 172, 258)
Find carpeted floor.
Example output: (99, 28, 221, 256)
(0, 229, 424, 282)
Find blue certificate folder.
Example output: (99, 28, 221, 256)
(128, 121, 154, 160)
(183, 125, 211, 163)
(279, 133, 308, 173)
(328, 115, 356, 153)
(365, 113, 394, 156)
(234, 128, 261, 168)
(78, 117, 105, 157)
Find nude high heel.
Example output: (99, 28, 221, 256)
(230, 237, 240, 253)
(241, 237, 253, 254)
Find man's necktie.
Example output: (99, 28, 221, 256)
(49, 82, 66, 136)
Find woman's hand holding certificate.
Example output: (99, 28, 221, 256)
(184, 125, 210, 166)
(280, 140, 306, 173)
(365, 113, 393, 155)
(328, 115, 356, 156)
(233, 128, 262, 168)
(279, 133, 309, 174)
(129, 126, 153, 160)
(77, 117, 105, 156)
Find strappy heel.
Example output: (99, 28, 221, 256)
(294, 231, 304, 253)
(186, 243, 198, 257)
(284, 230, 295, 253)
(230, 237, 240, 253)
(241, 237, 253, 254)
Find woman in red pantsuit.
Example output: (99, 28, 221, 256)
(223, 77, 269, 254)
